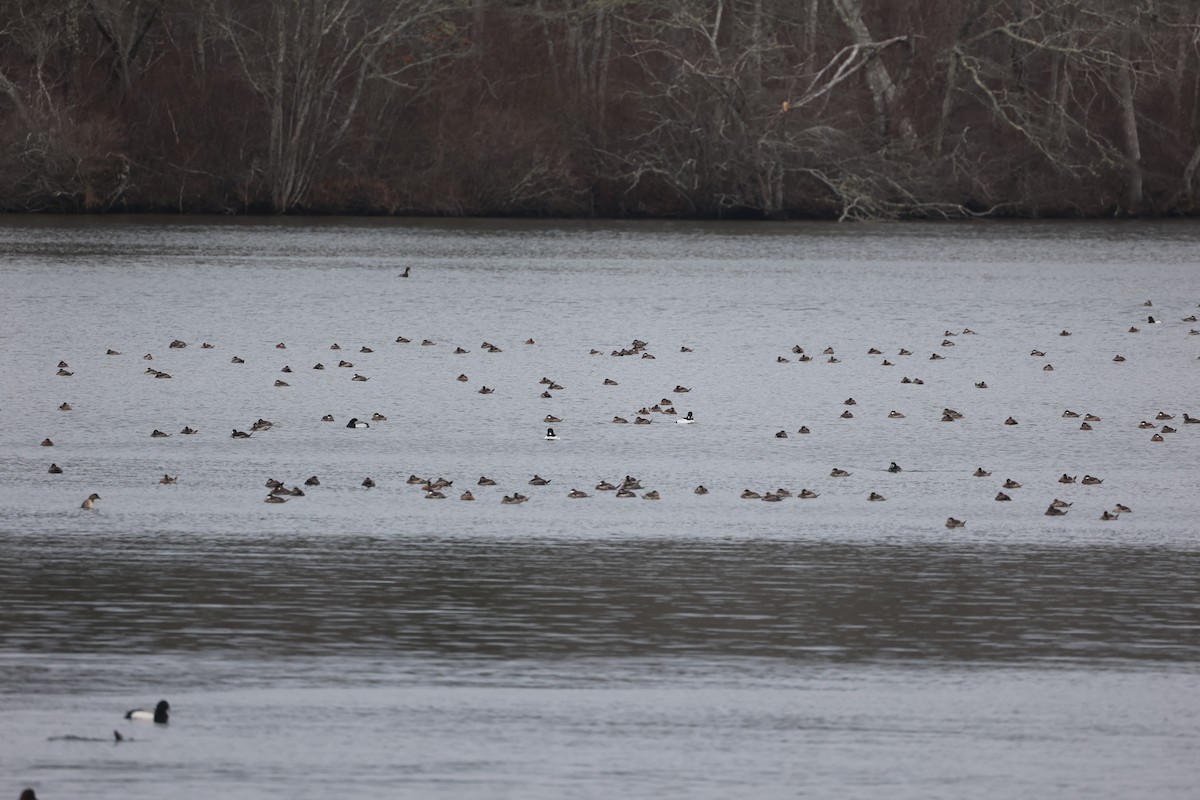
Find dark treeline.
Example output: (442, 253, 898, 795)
(4, 0, 1200, 219)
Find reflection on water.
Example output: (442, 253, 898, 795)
(3, 534, 1196, 664)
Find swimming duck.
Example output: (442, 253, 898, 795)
(1084, 414, 1101, 422)
(776, 356, 790, 363)
(1042, 364, 1054, 371)
(1058, 474, 1076, 484)
(305, 476, 320, 486)
(868, 347, 882, 355)
(289, 487, 304, 496)
(1128, 326, 1139, 333)
(421, 339, 435, 346)
(321, 415, 335, 422)
(1003, 479, 1021, 489)
(251, 419, 273, 431)
(881, 360, 894, 366)
(1044, 505, 1067, 516)
(1152, 433, 1164, 441)
(460, 491, 475, 501)
(596, 481, 617, 491)
(827, 356, 841, 363)
(399, 266, 411, 277)
(1185, 315, 1199, 322)
(567, 489, 590, 499)
(1004, 417, 1018, 425)
(867, 492, 886, 501)
(1079, 422, 1093, 430)
(454, 347, 468, 354)
(59, 402, 72, 411)
(338, 361, 354, 368)
(169, 340, 187, 349)
(57, 368, 73, 376)
(621, 476, 643, 490)
(775, 430, 788, 438)
(942, 339, 956, 347)
(457, 374, 469, 382)
(677, 411, 695, 424)
(1183, 413, 1198, 424)
(231, 429, 251, 438)
(428, 478, 453, 490)
(372, 413, 387, 421)
(643, 491, 661, 500)
(899, 349, 912, 356)
(1156, 412, 1174, 420)
(275, 343, 287, 349)
(694, 485, 708, 495)
(797, 426, 810, 434)
(406, 475, 425, 485)
(545, 428, 558, 440)
(274, 380, 289, 387)
(634, 417, 651, 424)
(126, 700, 169, 724)
(1050, 499, 1072, 509)
(681, 346, 693, 352)
(231, 356, 245, 363)
(1081, 475, 1103, 485)
(1063, 410, 1079, 418)
(107, 349, 121, 355)
(901, 377, 912, 384)
(545, 415, 562, 423)
(396, 336, 411, 343)
(940, 413, 955, 422)
(181, 426, 197, 434)
(266, 478, 283, 489)
(1112, 355, 1126, 362)
(611, 416, 629, 424)
(603, 379, 619, 386)
(281, 366, 292, 373)
(360, 346, 374, 353)
(48, 463, 62, 474)
(159, 475, 177, 484)
(346, 418, 369, 429)
(478, 386, 494, 394)
(41, 438, 53, 447)
(425, 490, 446, 499)
(797, 354, 812, 362)
(144, 353, 153, 360)
(1114, 504, 1132, 513)
(616, 488, 638, 497)
(1031, 349, 1046, 357)
(265, 494, 286, 503)
(799, 489, 820, 499)
(540, 391, 553, 399)
(929, 353, 944, 360)
(529, 475, 550, 486)
(995, 492, 1011, 501)
(830, 468, 851, 478)
(973, 468, 991, 477)
(975, 382, 988, 389)
(351, 374, 369, 382)
(1144, 300, 1153, 306)
(888, 411, 905, 418)
(1148, 316, 1161, 324)
(945, 517, 966, 529)
(80, 493, 101, 509)
(761, 493, 782, 502)
(887, 462, 902, 473)
(361, 477, 376, 488)
(1100, 511, 1119, 520)
(741, 489, 762, 499)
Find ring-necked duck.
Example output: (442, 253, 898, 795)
(347, 418, 369, 428)
(677, 411, 695, 424)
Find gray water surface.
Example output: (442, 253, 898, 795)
(1, 217, 1199, 799)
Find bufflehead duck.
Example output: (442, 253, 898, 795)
(347, 418, 369, 428)
(1148, 316, 1161, 324)
(125, 700, 169, 724)
(545, 428, 558, 440)
(677, 411, 695, 424)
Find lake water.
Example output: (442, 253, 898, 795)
(1, 217, 1199, 799)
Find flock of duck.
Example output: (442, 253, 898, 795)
(37, 293, 1197, 528)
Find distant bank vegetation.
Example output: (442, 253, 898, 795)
(3, 0, 1200, 219)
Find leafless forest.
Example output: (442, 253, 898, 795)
(4, 0, 1200, 218)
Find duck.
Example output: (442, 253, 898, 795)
(1003, 479, 1021, 489)
(275, 342, 287, 349)
(1152, 433, 1164, 442)
(231, 429, 252, 438)
(425, 490, 446, 499)
(41, 438, 54, 447)
(478, 386, 494, 394)
(673, 385, 690, 393)
(840, 410, 854, 419)
(1004, 416, 1019, 426)
(159, 475, 177, 485)
(973, 468, 991, 477)
(898, 349, 912, 356)
(338, 360, 353, 368)
(313, 363, 325, 370)
(545, 415, 562, 423)
(421, 339, 435, 346)
(180, 426, 197, 435)
(677, 411, 695, 424)
(995, 492, 1011, 501)
(169, 339, 187, 349)
(1156, 412, 1174, 420)
(231, 356, 245, 364)
(881, 359, 894, 366)
(500, 494, 524, 504)
(1138, 420, 1155, 428)
(634, 417, 651, 424)
(1058, 474, 1076, 484)
(106, 349, 121, 355)
(125, 700, 169, 724)
(59, 402, 72, 411)
(941, 339, 956, 347)
(887, 462, 902, 473)
(360, 346, 374, 353)
(1081, 475, 1103, 485)
(680, 346, 693, 352)
(761, 493, 782, 502)
(454, 347, 469, 354)
(1184, 413, 1199, 424)
(1050, 499, 1072, 509)
(568, 489, 590, 499)
(266, 478, 283, 489)
(305, 476, 321, 486)
(975, 382, 988, 389)
(1084, 414, 1101, 422)
(396, 336, 411, 343)
(799, 489, 820, 499)
(372, 413, 387, 421)
(151, 429, 170, 438)
(460, 491, 475, 501)
(945, 517, 966, 529)
(48, 463, 63, 474)
(596, 481, 617, 491)
(741, 489, 761, 499)
(1031, 349, 1045, 357)
(529, 475, 550, 486)
(1062, 410, 1080, 418)
(1042, 364, 1054, 371)
(361, 477, 376, 488)
(399, 266, 411, 277)
(265, 494, 286, 503)
(351, 374, 369, 382)
(1044, 505, 1068, 516)
(1114, 504, 1132, 513)
(867, 347, 882, 355)
(281, 366, 292, 373)
(144, 353, 154, 360)
(545, 428, 558, 440)
(867, 492, 886, 501)
(476, 476, 496, 486)
(929, 353, 944, 360)
(274, 380, 289, 387)
(1148, 316, 1161, 324)
(346, 418, 370, 428)
(776, 356, 790, 363)
(830, 468, 851, 478)
(1100, 511, 1119, 520)
(57, 368, 73, 376)
(797, 426, 811, 434)
(321, 415, 335, 422)
(407, 475, 426, 484)
(642, 491, 660, 500)
(775, 430, 788, 438)
(1112, 355, 1126, 362)
(888, 411, 905, 418)
(694, 485, 708, 495)
(1129, 326, 1140, 333)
